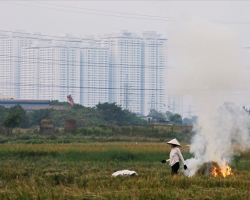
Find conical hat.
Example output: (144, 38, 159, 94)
(167, 138, 181, 147)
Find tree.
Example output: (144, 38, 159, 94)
(50, 100, 71, 106)
(169, 113, 182, 124)
(183, 116, 197, 125)
(147, 109, 166, 120)
(96, 102, 124, 125)
(166, 111, 182, 124)
(72, 103, 85, 110)
(27, 109, 52, 127)
(182, 118, 192, 124)
(3, 112, 23, 134)
(0, 101, 148, 128)
(9, 105, 26, 121)
(0, 106, 8, 125)
(95, 102, 147, 126)
(190, 116, 198, 124)
(3, 105, 26, 134)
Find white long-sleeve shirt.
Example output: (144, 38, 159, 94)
(166, 147, 186, 166)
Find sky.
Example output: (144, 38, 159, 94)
(1, 1, 250, 116)
(1, 1, 250, 41)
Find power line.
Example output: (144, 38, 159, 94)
(0, 81, 164, 91)
(0, 88, 159, 96)
(1, 29, 250, 50)
(0, 53, 167, 85)
(0, 32, 167, 48)
(33, 1, 179, 20)
(0, 54, 169, 69)
(2, 81, 250, 96)
(2, 1, 174, 22)
(3, 1, 250, 25)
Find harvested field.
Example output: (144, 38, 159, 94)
(0, 143, 249, 199)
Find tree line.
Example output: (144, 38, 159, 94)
(0, 102, 148, 132)
(0, 101, 196, 134)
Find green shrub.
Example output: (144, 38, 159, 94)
(18, 134, 31, 140)
(0, 138, 8, 144)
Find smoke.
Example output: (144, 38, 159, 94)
(168, 19, 250, 176)
(186, 102, 250, 176)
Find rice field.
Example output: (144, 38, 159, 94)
(0, 142, 249, 199)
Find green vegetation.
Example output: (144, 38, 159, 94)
(2, 102, 247, 199)
(0, 102, 148, 129)
(166, 111, 182, 124)
(0, 143, 249, 199)
(0, 102, 193, 143)
(2, 105, 26, 134)
(0, 123, 193, 144)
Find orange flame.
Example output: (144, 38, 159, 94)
(213, 164, 233, 177)
(213, 166, 219, 177)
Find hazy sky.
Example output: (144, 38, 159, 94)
(0, 1, 250, 43)
(1, 1, 250, 115)
(1, 1, 250, 63)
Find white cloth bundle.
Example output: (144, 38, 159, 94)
(112, 170, 138, 177)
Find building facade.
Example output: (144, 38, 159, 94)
(101, 30, 142, 114)
(20, 46, 40, 99)
(101, 30, 167, 115)
(20, 40, 81, 104)
(1, 30, 167, 115)
(0, 31, 42, 99)
(80, 47, 109, 107)
(142, 31, 167, 114)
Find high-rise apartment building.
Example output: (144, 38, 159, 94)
(20, 46, 40, 99)
(1, 30, 167, 115)
(21, 40, 81, 103)
(101, 30, 167, 115)
(80, 47, 109, 107)
(0, 31, 41, 99)
(142, 31, 167, 114)
(101, 30, 142, 114)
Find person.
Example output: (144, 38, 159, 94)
(161, 138, 188, 175)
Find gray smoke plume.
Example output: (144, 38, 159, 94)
(167, 19, 250, 176)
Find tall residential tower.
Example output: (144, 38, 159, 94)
(101, 30, 142, 114)
(101, 30, 167, 115)
(0, 31, 42, 99)
(142, 31, 166, 114)
(1, 30, 167, 115)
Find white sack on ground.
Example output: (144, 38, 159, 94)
(112, 170, 138, 177)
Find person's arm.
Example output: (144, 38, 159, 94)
(161, 158, 170, 163)
(161, 152, 171, 164)
(176, 148, 188, 170)
(176, 148, 186, 165)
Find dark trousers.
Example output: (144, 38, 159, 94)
(171, 162, 180, 175)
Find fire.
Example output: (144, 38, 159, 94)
(213, 164, 233, 177)
(213, 166, 219, 177)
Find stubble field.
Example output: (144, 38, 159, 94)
(0, 143, 249, 200)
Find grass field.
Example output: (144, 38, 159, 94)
(0, 142, 249, 199)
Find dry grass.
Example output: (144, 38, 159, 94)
(0, 143, 249, 199)
(0, 142, 190, 152)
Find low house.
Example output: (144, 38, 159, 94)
(0, 99, 50, 111)
(140, 116, 172, 124)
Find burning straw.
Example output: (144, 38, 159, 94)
(195, 161, 233, 177)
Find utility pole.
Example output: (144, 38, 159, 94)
(188, 105, 192, 119)
(124, 74, 132, 110)
(148, 94, 156, 111)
